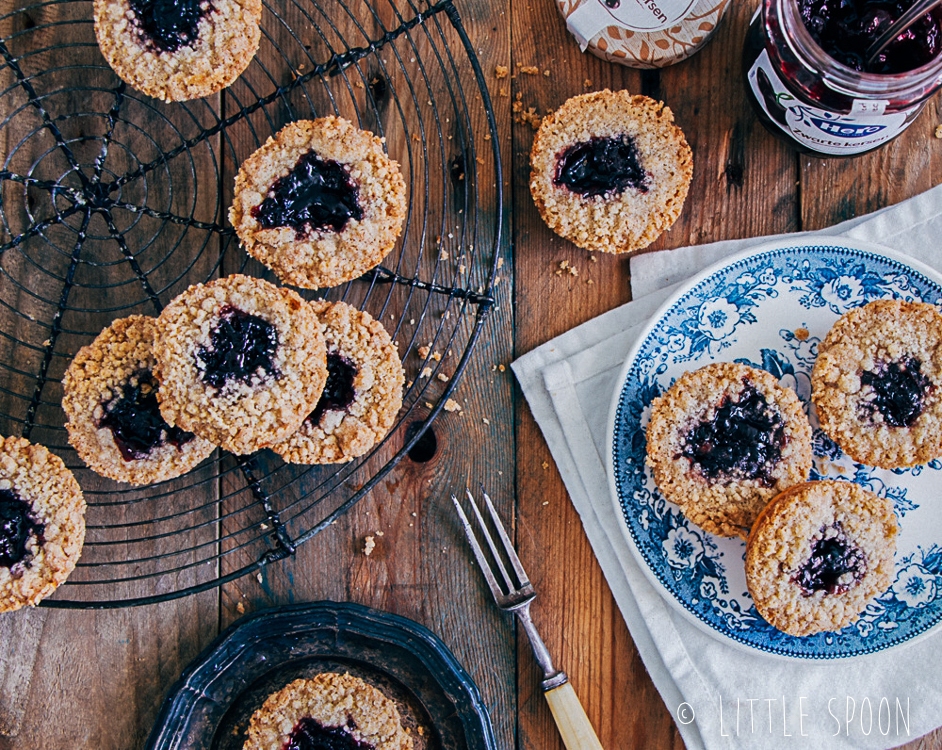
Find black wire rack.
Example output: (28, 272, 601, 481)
(0, 0, 502, 607)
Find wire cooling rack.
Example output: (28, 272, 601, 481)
(0, 0, 501, 607)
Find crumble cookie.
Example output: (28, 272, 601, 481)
(229, 117, 407, 290)
(243, 673, 413, 750)
(62, 316, 216, 485)
(646, 362, 813, 538)
(0, 436, 85, 611)
(811, 299, 942, 468)
(272, 301, 404, 464)
(94, 0, 261, 102)
(154, 274, 327, 455)
(529, 90, 692, 254)
(745, 480, 897, 636)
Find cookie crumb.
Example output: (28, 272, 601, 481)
(483, 417, 490, 424)
(418, 345, 431, 359)
(436, 373, 450, 382)
(495, 65, 509, 78)
(542, 461, 549, 470)
(583, 79, 593, 88)
(498, 364, 506, 372)
(236, 602, 245, 614)
(420, 366, 433, 379)
(935, 124, 942, 138)
(363, 535, 375, 556)
(444, 398, 462, 412)
(520, 65, 540, 74)
(794, 327, 810, 341)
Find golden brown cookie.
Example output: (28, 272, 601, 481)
(272, 301, 404, 465)
(811, 299, 942, 469)
(94, 0, 261, 102)
(229, 118, 407, 290)
(0, 436, 86, 612)
(154, 274, 327, 455)
(529, 90, 692, 254)
(62, 316, 216, 485)
(646, 362, 813, 538)
(745, 480, 898, 637)
(243, 673, 413, 750)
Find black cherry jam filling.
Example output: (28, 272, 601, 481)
(98, 369, 196, 461)
(681, 380, 787, 485)
(252, 150, 363, 236)
(553, 134, 648, 198)
(308, 352, 358, 427)
(284, 716, 371, 750)
(0, 490, 44, 569)
(859, 356, 930, 427)
(197, 306, 279, 390)
(798, 0, 942, 74)
(792, 522, 867, 596)
(127, 0, 209, 53)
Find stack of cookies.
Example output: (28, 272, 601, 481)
(645, 298, 942, 637)
(63, 274, 405, 484)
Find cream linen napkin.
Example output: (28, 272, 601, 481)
(512, 184, 942, 750)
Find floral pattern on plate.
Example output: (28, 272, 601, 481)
(608, 239, 942, 659)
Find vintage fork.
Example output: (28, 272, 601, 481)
(452, 488, 604, 750)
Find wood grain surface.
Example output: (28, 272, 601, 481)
(0, 0, 941, 748)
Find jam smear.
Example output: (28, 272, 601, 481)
(252, 151, 363, 235)
(793, 522, 867, 595)
(283, 717, 372, 750)
(681, 380, 786, 485)
(127, 0, 208, 53)
(0, 490, 44, 569)
(798, 0, 942, 74)
(554, 135, 648, 198)
(99, 370, 195, 461)
(859, 357, 930, 427)
(308, 352, 358, 427)
(197, 306, 279, 390)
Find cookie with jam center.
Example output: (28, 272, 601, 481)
(645, 362, 813, 538)
(63, 315, 216, 485)
(812, 299, 942, 469)
(272, 301, 404, 465)
(0, 435, 85, 611)
(94, 0, 261, 102)
(529, 89, 692, 254)
(229, 118, 407, 290)
(243, 673, 413, 750)
(745, 480, 898, 636)
(154, 274, 327, 455)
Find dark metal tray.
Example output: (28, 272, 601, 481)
(145, 601, 497, 750)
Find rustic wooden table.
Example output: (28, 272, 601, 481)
(1, 0, 942, 747)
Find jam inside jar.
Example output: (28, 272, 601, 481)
(742, 0, 942, 157)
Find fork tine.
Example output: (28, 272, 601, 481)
(465, 488, 517, 593)
(479, 483, 531, 587)
(452, 494, 505, 599)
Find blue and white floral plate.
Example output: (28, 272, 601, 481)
(607, 237, 942, 660)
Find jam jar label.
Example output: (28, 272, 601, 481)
(747, 49, 920, 156)
(566, 0, 699, 46)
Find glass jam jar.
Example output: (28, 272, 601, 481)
(743, 0, 942, 157)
